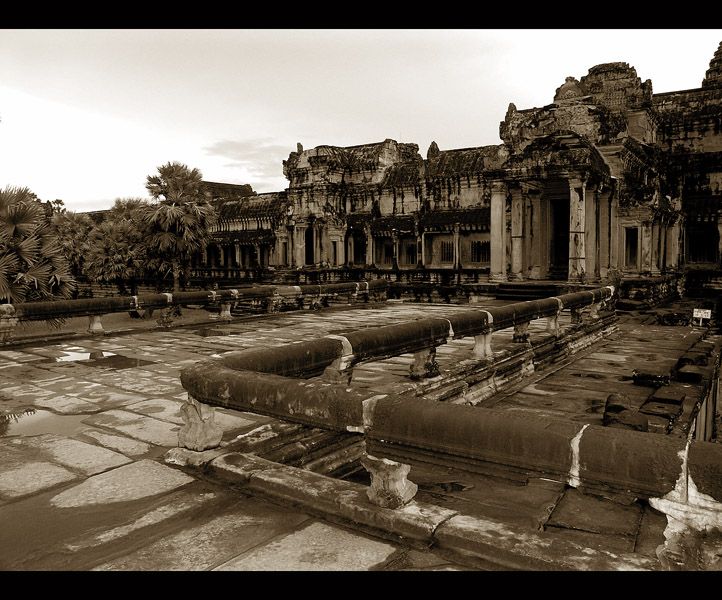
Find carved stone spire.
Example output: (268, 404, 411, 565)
(702, 41, 722, 88)
(427, 141, 440, 160)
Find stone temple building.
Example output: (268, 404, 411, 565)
(195, 42, 722, 288)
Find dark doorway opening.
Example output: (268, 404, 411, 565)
(305, 225, 314, 266)
(549, 198, 570, 279)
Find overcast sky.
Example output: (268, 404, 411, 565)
(1, 29, 721, 212)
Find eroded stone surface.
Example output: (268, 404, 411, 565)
(82, 410, 180, 447)
(79, 429, 152, 457)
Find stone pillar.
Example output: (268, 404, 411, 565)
(452, 223, 461, 270)
(348, 235, 354, 266)
(472, 332, 493, 359)
(510, 186, 524, 280)
(568, 178, 586, 282)
(599, 190, 611, 279)
(717, 217, 722, 264)
(420, 232, 426, 267)
(217, 244, 225, 268)
(201, 245, 208, 266)
(392, 230, 400, 271)
(294, 226, 305, 267)
(585, 187, 598, 281)
(609, 196, 620, 271)
(667, 219, 680, 269)
(651, 222, 662, 275)
(490, 182, 508, 282)
(178, 395, 223, 451)
(365, 225, 374, 267)
(528, 190, 545, 279)
(640, 221, 653, 274)
(409, 347, 440, 380)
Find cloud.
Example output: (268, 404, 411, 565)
(203, 138, 293, 181)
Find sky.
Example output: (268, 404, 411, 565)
(1, 29, 721, 213)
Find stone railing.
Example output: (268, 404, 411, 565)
(0, 279, 389, 342)
(178, 283, 722, 566)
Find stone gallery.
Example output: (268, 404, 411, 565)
(196, 43, 722, 288)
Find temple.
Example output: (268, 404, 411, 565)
(195, 43, 722, 291)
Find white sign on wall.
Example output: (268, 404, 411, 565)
(693, 308, 712, 319)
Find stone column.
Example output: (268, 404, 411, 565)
(510, 186, 524, 280)
(348, 235, 354, 266)
(201, 245, 208, 266)
(610, 196, 620, 270)
(217, 244, 225, 268)
(490, 182, 508, 282)
(528, 190, 544, 279)
(599, 190, 611, 279)
(392, 230, 400, 271)
(452, 223, 460, 270)
(640, 221, 653, 274)
(294, 226, 305, 267)
(717, 217, 722, 264)
(365, 224, 374, 267)
(584, 186, 598, 281)
(568, 178, 586, 282)
(420, 232, 426, 266)
(234, 243, 241, 267)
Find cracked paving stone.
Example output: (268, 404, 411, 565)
(78, 429, 152, 457)
(0, 461, 78, 500)
(17, 434, 131, 476)
(82, 409, 181, 447)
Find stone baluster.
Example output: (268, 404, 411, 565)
(513, 321, 530, 343)
(88, 315, 104, 335)
(0, 304, 19, 343)
(409, 347, 440, 380)
(178, 395, 223, 451)
(360, 454, 418, 509)
(472, 332, 493, 359)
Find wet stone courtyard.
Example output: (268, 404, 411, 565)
(0, 300, 714, 570)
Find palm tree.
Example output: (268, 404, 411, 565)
(143, 162, 216, 292)
(0, 186, 75, 304)
(84, 198, 150, 295)
(52, 210, 94, 278)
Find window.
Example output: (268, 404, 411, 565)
(441, 241, 454, 263)
(470, 240, 490, 263)
(404, 243, 417, 265)
(624, 227, 638, 269)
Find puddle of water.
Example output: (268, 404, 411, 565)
(51, 351, 154, 370)
(4, 410, 88, 437)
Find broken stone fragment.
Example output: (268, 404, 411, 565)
(178, 395, 223, 451)
(361, 454, 418, 509)
(602, 392, 649, 432)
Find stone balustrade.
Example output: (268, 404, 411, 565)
(0, 279, 389, 341)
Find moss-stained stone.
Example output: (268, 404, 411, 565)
(214, 522, 396, 571)
(50, 460, 193, 508)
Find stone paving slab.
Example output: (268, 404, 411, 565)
(92, 498, 312, 571)
(0, 461, 78, 501)
(50, 460, 194, 508)
(215, 521, 397, 571)
(78, 429, 153, 457)
(82, 409, 181, 447)
(17, 434, 132, 476)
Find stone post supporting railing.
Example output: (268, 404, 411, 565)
(0, 304, 19, 343)
(87, 315, 104, 335)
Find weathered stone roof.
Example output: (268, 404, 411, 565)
(426, 145, 506, 178)
(216, 193, 289, 221)
(703, 41, 722, 88)
(202, 180, 256, 200)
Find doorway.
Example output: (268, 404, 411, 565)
(549, 198, 569, 279)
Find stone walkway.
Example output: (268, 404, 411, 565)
(2, 301, 513, 571)
(0, 300, 708, 570)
